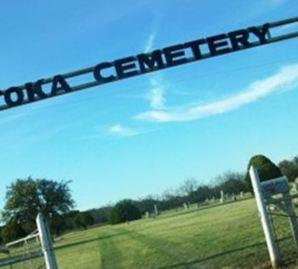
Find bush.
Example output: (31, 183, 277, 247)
(279, 157, 298, 182)
(74, 212, 95, 230)
(109, 200, 141, 224)
(245, 155, 282, 192)
(1, 219, 27, 243)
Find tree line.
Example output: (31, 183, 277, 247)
(1, 154, 297, 243)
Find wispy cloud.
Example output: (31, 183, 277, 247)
(135, 63, 298, 123)
(144, 31, 156, 53)
(107, 124, 149, 137)
(147, 78, 166, 110)
(144, 23, 168, 111)
(143, 12, 162, 53)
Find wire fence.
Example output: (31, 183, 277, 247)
(0, 230, 45, 269)
(268, 205, 298, 267)
(1, 199, 298, 269)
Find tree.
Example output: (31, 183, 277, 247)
(62, 210, 80, 230)
(279, 156, 298, 182)
(88, 207, 112, 225)
(179, 178, 198, 196)
(245, 155, 282, 192)
(0, 227, 2, 244)
(1, 218, 27, 243)
(74, 212, 95, 230)
(191, 185, 214, 203)
(82, 212, 95, 227)
(109, 200, 141, 224)
(133, 196, 159, 215)
(216, 172, 247, 194)
(50, 214, 67, 236)
(2, 178, 74, 238)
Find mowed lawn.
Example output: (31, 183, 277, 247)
(54, 199, 294, 269)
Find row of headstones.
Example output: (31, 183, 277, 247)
(144, 191, 246, 218)
(183, 191, 247, 211)
(219, 191, 245, 203)
(192, 191, 245, 207)
(145, 205, 159, 218)
(290, 179, 298, 206)
(290, 179, 298, 193)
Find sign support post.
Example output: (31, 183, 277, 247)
(36, 214, 58, 269)
(249, 166, 281, 269)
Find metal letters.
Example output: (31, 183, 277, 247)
(0, 17, 297, 112)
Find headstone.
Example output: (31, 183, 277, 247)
(145, 211, 150, 218)
(294, 178, 298, 193)
(220, 190, 224, 203)
(240, 191, 244, 198)
(269, 205, 276, 211)
(154, 204, 159, 216)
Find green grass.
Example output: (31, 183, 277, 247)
(53, 198, 296, 269)
(2, 198, 296, 269)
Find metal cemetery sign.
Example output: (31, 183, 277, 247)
(0, 17, 297, 112)
(250, 167, 298, 269)
(261, 177, 290, 199)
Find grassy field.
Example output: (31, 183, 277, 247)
(52, 198, 296, 269)
(1, 198, 296, 269)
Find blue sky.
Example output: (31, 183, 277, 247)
(0, 0, 297, 210)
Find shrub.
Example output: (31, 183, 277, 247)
(109, 200, 141, 224)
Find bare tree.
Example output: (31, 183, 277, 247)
(179, 178, 198, 196)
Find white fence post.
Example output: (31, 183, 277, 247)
(36, 214, 58, 269)
(249, 166, 281, 269)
